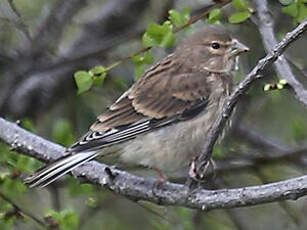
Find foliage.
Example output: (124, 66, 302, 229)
(74, 65, 107, 94)
(1, 1, 307, 230)
(281, 0, 307, 23)
(45, 209, 79, 230)
(168, 8, 190, 28)
(206, 8, 223, 24)
(228, 0, 252, 23)
(132, 52, 154, 80)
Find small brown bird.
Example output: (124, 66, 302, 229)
(25, 24, 249, 187)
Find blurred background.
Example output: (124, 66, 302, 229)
(1, 0, 307, 229)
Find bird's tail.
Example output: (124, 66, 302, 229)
(24, 151, 99, 188)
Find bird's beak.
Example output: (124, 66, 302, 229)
(230, 39, 249, 57)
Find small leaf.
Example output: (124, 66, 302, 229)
(142, 21, 175, 48)
(132, 52, 154, 80)
(132, 52, 154, 64)
(232, 0, 249, 10)
(88, 65, 106, 76)
(207, 8, 222, 23)
(168, 8, 190, 27)
(277, 83, 284, 89)
(279, 0, 293, 5)
(228, 11, 251, 23)
(297, 2, 307, 22)
(279, 79, 288, 85)
(46, 209, 79, 230)
(88, 65, 107, 86)
(264, 84, 271, 92)
(282, 2, 298, 17)
(134, 65, 146, 81)
(74, 71, 93, 94)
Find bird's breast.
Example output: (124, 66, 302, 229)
(117, 95, 228, 175)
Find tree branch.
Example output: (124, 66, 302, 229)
(6, 0, 31, 42)
(30, 0, 88, 57)
(1, 13, 307, 213)
(253, 0, 307, 106)
(1, 109, 307, 211)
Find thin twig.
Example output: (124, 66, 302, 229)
(235, 125, 289, 152)
(214, 147, 307, 174)
(0, 191, 48, 229)
(253, 0, 307, 106)
(7, 0, 31, 41)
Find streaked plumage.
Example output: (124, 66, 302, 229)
(24, 24, 249, 187)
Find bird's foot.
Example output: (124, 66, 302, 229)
(151, 168, 168, 199)
(188, 157, 216, 182)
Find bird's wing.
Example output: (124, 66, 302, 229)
(69, 56, 212, 153)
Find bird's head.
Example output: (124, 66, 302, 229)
(176, 24, 249, 73)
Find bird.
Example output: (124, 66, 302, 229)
(24, 24, 249, 188)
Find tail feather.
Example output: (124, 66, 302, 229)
(24, 151, 98, 188)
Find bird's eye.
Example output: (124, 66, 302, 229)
(211, 42, 220, 49)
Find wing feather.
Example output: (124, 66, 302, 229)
(70, 56, 212, 153)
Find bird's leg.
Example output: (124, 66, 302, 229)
(151, 168, 168, 198)
(153, 167, 168, 183)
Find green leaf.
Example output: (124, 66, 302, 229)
(142, 21, 175, 48)
(264, 84, 271, 92)
(206, 8, 222, 23)
(74, 71, 93, 94)
(232, 0, 249, 10)
(282, 2, 298, 17)
(1, 178, 27, 198)
(279, 0, 293, 5)
(132, 52, 154, 80)
(89, 65, 107, 86)
(46, 209, 79, 230)
(52, 119, 75, 146)
(168, 8, 190, 27)
(297, 2, 307, 22)
(228, 11, 251, 23)
(88, 65, 106, 77)
(132, 52, 154, 64)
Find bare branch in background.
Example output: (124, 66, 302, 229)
(235, 125, 289, 152)
(0, 0, 150, 118)
(253, 0, 307, 106)
(215, 147, 307, 174)
(6, 0, 31, 42)
(30, 0, 88, 57)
